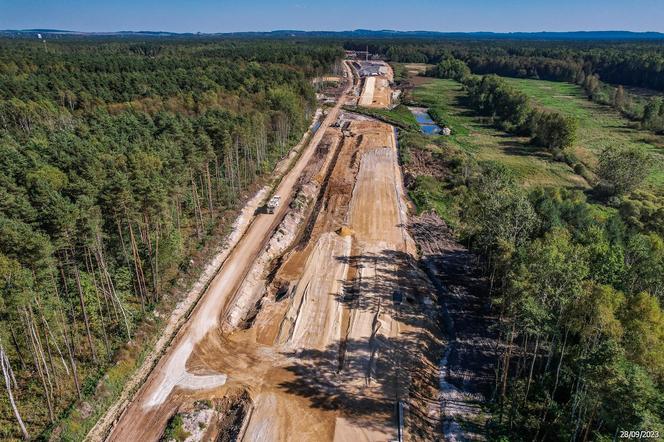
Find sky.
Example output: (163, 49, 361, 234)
(1, 0, 663, 33)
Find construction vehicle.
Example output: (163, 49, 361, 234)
(266, 195, 281, 214)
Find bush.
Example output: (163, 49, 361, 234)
(642, 97, 664, 132)
(428, 57, 471, 81)
(619, 191, 664, 235)
(162, 414, 191, 442)
(573, 162, 586, 175)
(531, 110, 578, 151)
(596, 145, 651, 195)
(462, 74, 532, 133)
(409, 175, 456, 224)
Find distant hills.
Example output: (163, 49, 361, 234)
(2, 29, 664, 41)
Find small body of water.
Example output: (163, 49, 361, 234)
(408, 106, 442, 135)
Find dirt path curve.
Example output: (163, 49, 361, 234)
(92, 62, 354, 442)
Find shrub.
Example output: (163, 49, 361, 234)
(531, 110, 578, 151)
(162, 414, 191, 442)
(596, 145, 651, 195)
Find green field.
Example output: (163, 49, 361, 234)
(349, 104, 420, 131)
(408, 78, 587, 188)
(502, 77, 664, 187)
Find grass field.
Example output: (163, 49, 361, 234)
(408, 78, 587, 188)
(391, 63, 432, 84)
(348, 104, 420, 131)
(502, 77, 664, 187)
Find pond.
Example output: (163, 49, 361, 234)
(408, 106, 442, 135)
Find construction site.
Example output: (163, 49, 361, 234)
(92, 57, 488, 442)
(353, 60, 394, 108)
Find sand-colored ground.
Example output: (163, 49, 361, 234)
(359, 76, 376, 106)
(102, 61, 444, 442)
(359, 77, 392, 108)
(370, 77, 393, 108)
(233, 119, 419, 442)
(321, 75, 342, 83)
(277, 232, 351, 350)
(357, 61, 393, 108)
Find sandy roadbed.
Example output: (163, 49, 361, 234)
(357, 61, 393, 108)
(222, 118, 442, 442)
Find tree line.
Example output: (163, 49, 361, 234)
(0, 38, 342, 439)
(463, 54, 664, 133)
(405, 133, 663, 439)
(350, 39, 664, 133)
(348, 39, 664, 90)
(460, 162, 663, 440)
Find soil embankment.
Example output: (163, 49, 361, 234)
(100, 58, 492, 442)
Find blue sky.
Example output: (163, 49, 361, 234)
(1, 0, 662, 33)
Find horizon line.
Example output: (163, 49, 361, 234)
(3, 28, 664, 35)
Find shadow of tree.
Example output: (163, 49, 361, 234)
(278, 329, 444, 438)
(274, 214, 497, 438)
(498, 140, 555, 160)
(274, 245, 447, 438)
(334, 249, 439, 324)
(409, 213, 498, 397)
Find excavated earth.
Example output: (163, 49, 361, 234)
(408, 213, 497, 440)
(175, 117, 446, 442)
(357, 62, 393, 108)
(104, 61, 494, 442)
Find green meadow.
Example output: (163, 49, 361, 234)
(502, 77, 664, 187)
(409, 78, 587, 188)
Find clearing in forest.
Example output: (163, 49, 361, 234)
(409, 78, 587, 188)
(502, 77, 664, 187)
(103, 60, 448, 442)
